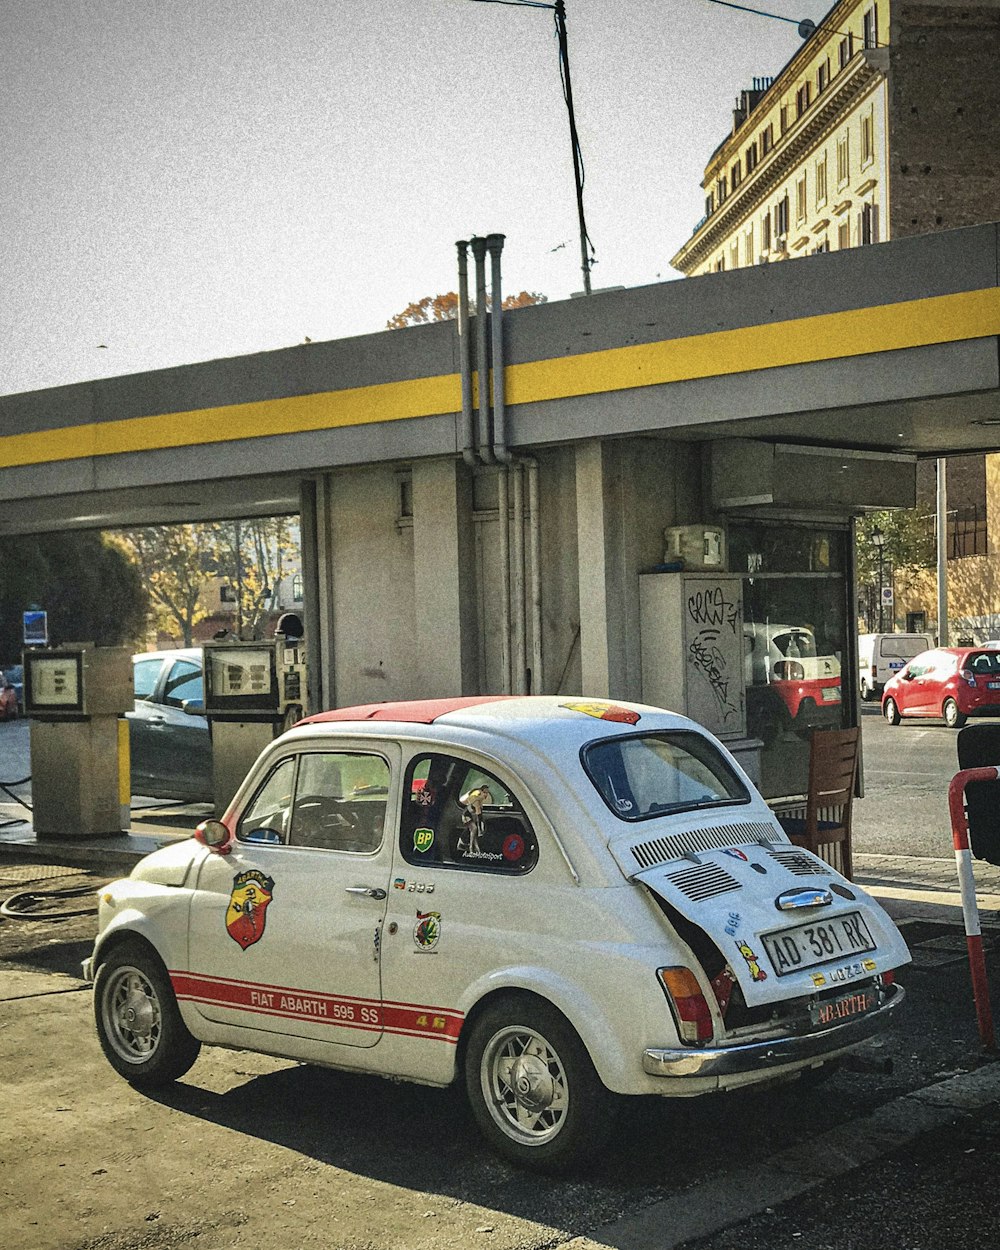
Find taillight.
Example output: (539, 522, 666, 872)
(881, 968, 895, 986)
(961, 668, 976, 686)
(657, 967, 714, 1043)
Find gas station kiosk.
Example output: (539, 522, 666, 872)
(203, 619, 307, 813)
(23, 645, 133, 836)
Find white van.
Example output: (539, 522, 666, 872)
(858, 633, 934, 700)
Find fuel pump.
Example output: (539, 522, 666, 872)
(203, 616, 307, 814)
(23, 644, 133, 836)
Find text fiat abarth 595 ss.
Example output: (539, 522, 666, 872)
(85, 696, 909, 1169)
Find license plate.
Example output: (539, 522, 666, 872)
(821, 687, 840, 702)
(761, 911, 876, 976)
(889, 661, 904, 670)
(989, 681, 1000, 690)
(809, 987, 878, 1027)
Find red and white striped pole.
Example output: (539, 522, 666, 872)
(947, 766, 999, 1052)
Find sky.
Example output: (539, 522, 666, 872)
(1, 0, 834, 397)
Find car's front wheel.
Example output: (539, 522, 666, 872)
(464, 994, 615, 1171)
(884, 697, 901, 725)
(943, 698, 967, 729)
(94, 940, 201, 1086)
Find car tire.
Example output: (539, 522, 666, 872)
(943, 698, 967, 729)
(883, 698, 901, 726)
(94, 940, 200, 1087)
(464, 994, 616, 1171)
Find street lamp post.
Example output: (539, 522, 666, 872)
(872, 525, 885, 632)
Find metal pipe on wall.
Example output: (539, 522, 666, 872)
(512, 461, 527, 693)
(470, 236, 495, 465)
(497, 464, 512, 693)
(525, 456, 543, 693)
(486, 233, 510, 465)
(457, 240, 477, 467)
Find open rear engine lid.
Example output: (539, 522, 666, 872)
(636, 843, 911, 1008)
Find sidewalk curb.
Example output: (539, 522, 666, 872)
(557, 1062, 1000, 1250)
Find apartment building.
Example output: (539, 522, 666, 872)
(671, 0, 1000, 638)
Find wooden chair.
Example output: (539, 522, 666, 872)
(776, 727, 860, 880)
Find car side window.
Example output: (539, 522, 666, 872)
(163, 659, 203, 709)
(288, 752, 389, 853)
(132, 658, 163, 701)
(238, 757, 296, 844)
(400, 753, 538, 874)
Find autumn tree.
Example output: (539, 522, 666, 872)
(386, 289, 546, 329)
(855, 510, 935, 631)
(113, 525, 217, 646)
(208, 518, 298, 641)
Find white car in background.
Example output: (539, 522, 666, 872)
(85, 695, 910, 1170)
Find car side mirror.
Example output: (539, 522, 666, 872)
(194, 819, 234, 855)
(182, 698, 205, 715)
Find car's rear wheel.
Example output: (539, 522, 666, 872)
(883, 697, 901, 725)
(943, 698, 967, 729)
(94, 940, 200, 1086)
(464, 994, 615, 1171)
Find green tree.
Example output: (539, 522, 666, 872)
(0, 532, 148, 660)
(856, 509, 935, 630)
(386, 289, 547, 329)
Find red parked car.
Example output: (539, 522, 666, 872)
(882, 647, 1000, 728)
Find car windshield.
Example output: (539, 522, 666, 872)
(582, 731, 750, 822)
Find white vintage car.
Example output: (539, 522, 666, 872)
(85, 696, 910, 1169)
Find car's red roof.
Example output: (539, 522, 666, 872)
(300, 695, 516, 726)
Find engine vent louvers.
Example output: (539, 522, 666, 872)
(764, 846, 822, 876)
(630, 820, 777, 869)
(666, 861, 742, 901)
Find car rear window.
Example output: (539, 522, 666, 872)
(966, 652, 1000, 675)
(582, 731, 750, 822)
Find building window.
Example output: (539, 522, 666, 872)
(859, 201, 880, 245)
(715, 256, 726, 272)
(746, 140, 758, 173)
(761, 210, 772, 251)
(744, 224, 754, 262)
(717, 175, 728, 204)
(730, 241, 740, 269)
(813, 238, 831, 254)
(817, 58, 830, 92)
(220, 584, 236, 603)
(705, 191, 715, 217)
(760, 124, 773, 154)
(837, 132, 850, 186)
(816, 154, 828, 206)
(291, 573, 303, 603)
(795, 83, 811, 118)
(949, 506, 988, 559)
(839, 32, 854, 68)
(774, 193, 790, 240)
(795, 174, 807, 223)
(731, 159, 742, 189)
(779, 104, 790, 134)
(861, 108, 875, 167)
(863, 4, 879, 48)
(838, 219, 851, 249)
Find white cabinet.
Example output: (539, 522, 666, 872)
(639, 572, 746, 739)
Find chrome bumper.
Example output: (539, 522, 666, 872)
(643, 983, 905, 1079)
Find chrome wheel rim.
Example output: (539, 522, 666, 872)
(480, 1024, 569, 1145)
(102, 964, 162, 1064)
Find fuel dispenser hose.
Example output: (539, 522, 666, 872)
(0, 885, 98, 921)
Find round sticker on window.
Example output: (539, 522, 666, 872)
(502, 833, 525, 862)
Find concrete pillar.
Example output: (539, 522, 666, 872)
(412, 459, 478, 695)
(575, 441, 615, 698)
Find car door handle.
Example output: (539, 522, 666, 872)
(345, 886, 387, 900)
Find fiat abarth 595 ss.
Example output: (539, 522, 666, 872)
(84, 696, 909, 1169)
